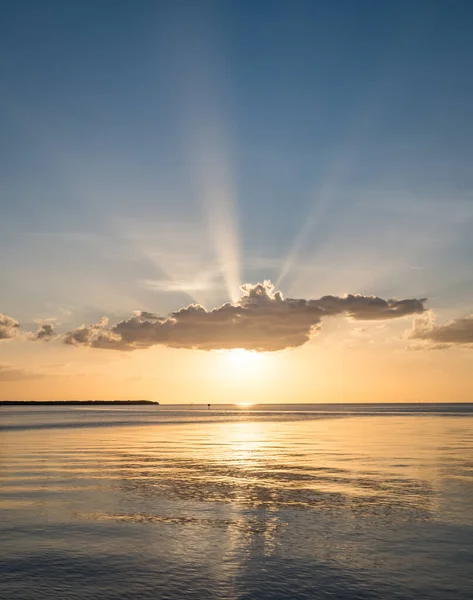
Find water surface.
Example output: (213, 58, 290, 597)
(1, 404, 473, 599)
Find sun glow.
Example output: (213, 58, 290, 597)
(225, 348, 264, 366)
(217, 349, 268, 384)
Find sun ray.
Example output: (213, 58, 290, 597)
(169, 7, 241, 303)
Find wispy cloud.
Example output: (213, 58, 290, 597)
(0, 364, 44, 381)
(140, 267, 224, 294)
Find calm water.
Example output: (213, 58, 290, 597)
(1, 404, 473, 599)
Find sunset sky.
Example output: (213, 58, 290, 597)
(1, 1, 473, 402)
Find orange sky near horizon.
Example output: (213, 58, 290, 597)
(2, 323, 473, 403)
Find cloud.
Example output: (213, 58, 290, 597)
(140, 270, 222, 293)
(62, 281, 427, 352)
(63, 316, 122, 349)
(0, 364, 44, 381)
(410, 312, 473, 349)
(29, 323, 56, 341)
(0, 314, 19, 340)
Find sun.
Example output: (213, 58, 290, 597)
(225, 348, 264, 367)
(217, 348, 267, 383)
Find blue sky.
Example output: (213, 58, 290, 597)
(1, 0, 473, 332)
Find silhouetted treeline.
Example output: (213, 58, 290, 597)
(0, 400, 159, 406)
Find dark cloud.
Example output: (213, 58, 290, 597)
(62, 281, 427, 352)
(410, 313, 473, 349)
(0, 314, 19, 340)
(136, 311, 161, 321)
(30, 323, 56, 341)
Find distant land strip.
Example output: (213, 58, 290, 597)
(0, 400, 159, 406)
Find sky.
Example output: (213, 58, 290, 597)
(1, 0, 473, 403)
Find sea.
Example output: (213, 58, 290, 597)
(1, 403, 473, 599)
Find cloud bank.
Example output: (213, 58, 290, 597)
(0, 314, 19, 340)
(410, 313, 473, 349)
(62, 281, 426, 352)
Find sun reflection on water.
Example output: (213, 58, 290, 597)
(2, 410, 473, 599)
